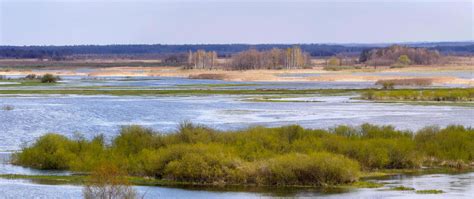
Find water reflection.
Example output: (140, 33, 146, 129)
(0, 172, 472, 198)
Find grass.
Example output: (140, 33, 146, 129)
(0, 79, 58, 87)
(188, 73, 227, 80)
(348, 181, 384, 188)
(375, 78, 433, 87)
(0, 88, 356, 96)
(361, 88, 474, 102)
(1, 87, 471, 103)
(246, 96, 323, 103)
(0, 173, 386, 193)
(0, 174, 178, 187)
(416, 189, 444, 194)
(177, 83, 259, 88)
(390, 186, 415, 191)
(368, 100, 474, 107)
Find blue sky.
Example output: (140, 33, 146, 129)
(0, 0, 472, 45)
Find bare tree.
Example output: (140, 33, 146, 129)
(83, 164, 139, 199)
(229, 46, 310, 70)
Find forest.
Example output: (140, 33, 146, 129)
(359, 45, 443, 66)
(0, 42, 472, 60)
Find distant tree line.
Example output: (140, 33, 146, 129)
(359, 45, 443, 66)
(0, 44, 363, 59)
(184, 46, 310, 70)
(0, 43, 471, 60)
(228, 46, 310, 70)
(186, 50, 218, 69)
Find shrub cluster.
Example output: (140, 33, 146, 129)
(362, 88, 474, 101)
(375, 78, 433, 88)
(13, 123, 474, 186)
(40, 73, 61, 83)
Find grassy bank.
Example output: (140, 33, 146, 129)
(11, 123, 474, 187)
(361, 88, 474, 102)
(1, 88, 472, 103)
(0, 79, 58, 87)
(0, 88, 355, 96)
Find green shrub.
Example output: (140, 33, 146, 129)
(416, 189, 443, 194)
(257, 153, 360, 186)
(13, 134, 76, 169)
(382, 82, 395, 90)
(391, 186, 415, 191)
(361, 88, 474, 102)
(41, 73, 60, 83)
(112, 125, 162, 155)
(415, 125, 474, 163)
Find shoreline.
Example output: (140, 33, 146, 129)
(0, 167, 471, 189)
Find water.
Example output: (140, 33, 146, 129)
(0, 95, 472, 151)
(3, 75, 379, 90)
(0, 77, 473, 198)
(0, 171, 472, 198)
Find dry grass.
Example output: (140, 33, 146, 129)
(0, 57, 472, 85)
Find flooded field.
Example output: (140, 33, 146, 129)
(1, 94, 473, 151)
(1, 76, 473, 198)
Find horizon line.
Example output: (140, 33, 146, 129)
(1, 40, 473, 47)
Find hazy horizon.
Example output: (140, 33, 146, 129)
(1, 0, 472, 46)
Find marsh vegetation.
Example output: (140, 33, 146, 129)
(362, 88, 474, 102)
(12, 123, 474, 187)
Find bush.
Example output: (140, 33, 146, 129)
(257, 153, 360, 186)
(112, 125, 162, 156)
(398, 55, 411, 65)
(13, 134, 76, 169)
(375, 78, 433, 87)
(382, 82, 395, 90)
(188, 73, 227, 80)
(83, 164, 138, 199)
(41, 73, 60, 83)
(415, 125, 474, 163)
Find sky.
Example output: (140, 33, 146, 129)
(0, 0, 472, 45)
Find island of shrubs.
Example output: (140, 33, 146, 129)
(13, 123, 474, 186)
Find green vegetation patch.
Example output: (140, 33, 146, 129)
(416, 189, 444, 194)
(361, 88, 474, 102)
(11, 123, 474, 187)
(0, 88, 356, 96)
(177, 83, 259, 88)
(390, 186, 415, 191)
(349, 181, 384, 188)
